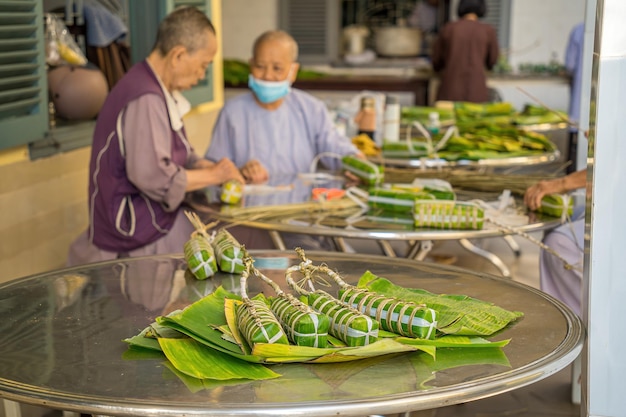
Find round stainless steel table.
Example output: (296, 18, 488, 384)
(0, 252, 584, 417)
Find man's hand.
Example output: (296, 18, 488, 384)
(240, 159, 269, 184)
(524, 178, 564, 211)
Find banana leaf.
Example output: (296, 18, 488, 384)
(252, 337, 432, 363)
(357, 271, 523, 335)
(396, 335, 510, 348)
(159, 337, 280, 381)
(151, 286, 437, 365)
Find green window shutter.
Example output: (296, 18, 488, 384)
(128, 0, 213, 106)
(279, 0, 340, 64)
(0, 0, 48, 151)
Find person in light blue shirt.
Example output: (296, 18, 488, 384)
(564, 22, 584, 173)
(205, 30, 360, 184)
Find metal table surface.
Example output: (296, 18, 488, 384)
(0, 252, 584, 417)
(189, 176, 563, 277)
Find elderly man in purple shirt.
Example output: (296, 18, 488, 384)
(67, 7, 244, 266)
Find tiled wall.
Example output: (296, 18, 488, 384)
(0, 109, 219, 285)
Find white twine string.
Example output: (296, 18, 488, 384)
(470, 197, 584, 273)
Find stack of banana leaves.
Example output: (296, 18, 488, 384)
(124, 267, 523, 383)
(387, 101, 560, 160)
(400, 106, 456, 126)
(223, 59, 327, 86)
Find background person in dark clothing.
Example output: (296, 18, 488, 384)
(431, 0, 499, 102)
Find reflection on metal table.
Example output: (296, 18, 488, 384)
(0, 252, 584, 417)
(189, 174, 563, 278)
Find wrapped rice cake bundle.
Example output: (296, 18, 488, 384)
(236, 298, 289, 347)
(366, 209, 415, 227)
(270, 297, 330, 347)
(341, 155, 384, 185)
(184, 234, 218, 280)
(390, 180, 456, 201)
(339, 287, 438, 340)
(537, 193, 574, 218)
(367, 188, 430, 213)
(308, 290, 378, 347)
(220, 179, 243, 204)
(381, 140, 430, 158)
(212, 228, 245, 274)
(413, 200, 484, 230)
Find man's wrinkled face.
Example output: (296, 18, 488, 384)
(249, 39, 298, 83)
(173, 30, 217, 91)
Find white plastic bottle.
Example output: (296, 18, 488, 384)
(382, 95, 400, 142)
(426, 111, 441, 136)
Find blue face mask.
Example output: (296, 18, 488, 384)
(248, 73, 292, 104)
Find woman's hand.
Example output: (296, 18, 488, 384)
(240, 159, 269, 184)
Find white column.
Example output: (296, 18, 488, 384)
(584, 0, 626, 415)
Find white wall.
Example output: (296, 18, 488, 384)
(221, 0, 586, 69)
(221, 0, 279, 60)
(508, 0, 586, 70)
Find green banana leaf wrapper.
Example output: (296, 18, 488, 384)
(184, 234, 218, 280)
(339, 287, 438, 339)
(454, 101, 516, 121)
(413, 200, 484, 230)
(390, 184, 456, 201)
(212, 228, 245, 274)
(400, 106, 455, 126)
(357, 271, 523, 335)
(342, 155, 384, 185)
(308, 290, 379, 347)
(537, 193, 574, 218)
(366, 209, 415, 228)
(367, 188, 432, 213)
(236, 297, 290, 347)
(270, 296, 330, 347)
(381, 140, 431, 158)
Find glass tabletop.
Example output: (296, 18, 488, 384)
(0, 252, 583, 416)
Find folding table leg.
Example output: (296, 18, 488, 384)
(458, 238, 511, 278)
(406, 240, 433, 261)
(268, 230, 286, 250)
(376, 240, 397, 257)
(503, 235, 522, 257)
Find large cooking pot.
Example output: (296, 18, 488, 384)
(374, 26, 422, 57)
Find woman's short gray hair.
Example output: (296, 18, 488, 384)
(252, 30, 299, 61)
(153, 7, 216, 55)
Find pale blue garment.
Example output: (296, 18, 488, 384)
(540, 206, 585, 316)
(205, 89, 359, 175)
(564, 22, 584, 128)
(83, 0, 128, 47)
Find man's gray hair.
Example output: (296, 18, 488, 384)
(252, 30, 299, 61)
(153, 7, 216, 55)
